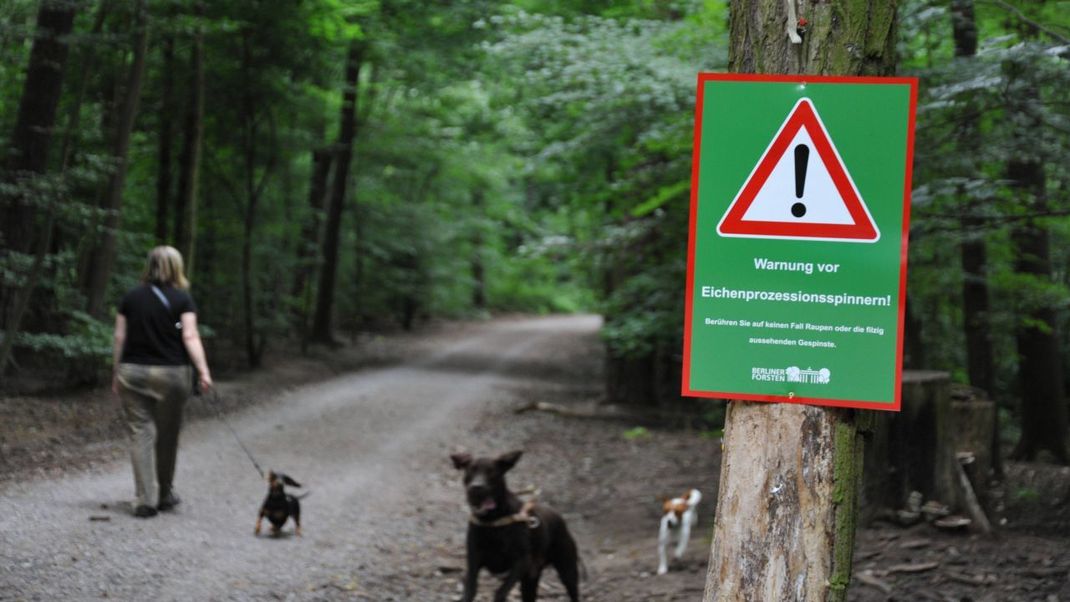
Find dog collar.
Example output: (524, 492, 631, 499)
(469, 500, 540, 529)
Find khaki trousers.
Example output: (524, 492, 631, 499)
(117, 363, 190, 508)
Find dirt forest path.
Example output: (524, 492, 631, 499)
(1, 315, 717, 601)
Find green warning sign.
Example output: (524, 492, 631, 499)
(682, 74, 917, 411)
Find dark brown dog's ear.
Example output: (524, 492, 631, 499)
(450, 452, 472, 470)
(282, 475, 301, 488)
(496, 450, 523, 473)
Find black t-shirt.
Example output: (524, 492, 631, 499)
(118, 284, 197, 366)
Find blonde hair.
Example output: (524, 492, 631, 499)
(142, 246, 190, 289)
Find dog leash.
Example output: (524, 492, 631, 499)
(204, 389, 265, 479)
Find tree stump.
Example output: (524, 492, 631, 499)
(950, 386, 997, 509)
(862, 371, 959, 520)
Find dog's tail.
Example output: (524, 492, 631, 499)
(687, 488, 702, 508)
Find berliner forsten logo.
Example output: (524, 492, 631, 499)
(751, 366, 831, 384)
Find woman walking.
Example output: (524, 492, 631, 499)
(112, 246, 212, 518)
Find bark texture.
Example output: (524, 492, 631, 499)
(706, 2, 898, 600)
(728, 0, 897, 76)
(707, 403, 866, 601)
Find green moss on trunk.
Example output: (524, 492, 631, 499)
(828, 414, 864, 602)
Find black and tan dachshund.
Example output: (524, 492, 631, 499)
(450, 450, 581, 602)
(255, 471, 303, 537)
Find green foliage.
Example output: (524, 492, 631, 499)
(2, 0, 1068, 449)
(902, 0, 1070, 407)
(481, 2, 726, 362)
(1013, 487, 1040, 501)
(14, 311, 111, 359)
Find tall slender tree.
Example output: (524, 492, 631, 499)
(292, 144, 332, 339)
(174, 0, 204, 274)
(310, 40, 363, 344)
(0, 0, 80, 376)
(155, 34, 175, 244)
(0, 0, 78, 311)
(950, 0, 1002, 476)
(1004, 9, 1069, 464)
(81, 0, 150, 318)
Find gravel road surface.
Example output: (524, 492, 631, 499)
(0, 315, 602, 601)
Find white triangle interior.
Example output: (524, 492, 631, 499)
(739, 127, 856, 225)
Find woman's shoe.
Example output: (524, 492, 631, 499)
(157, 491, 181, 511)
(134, 505, 158, 518)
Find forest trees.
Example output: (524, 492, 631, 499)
(0, 0, 79, 374)
(0, 0, 1068, 469)
(906, 0, 1070, 462)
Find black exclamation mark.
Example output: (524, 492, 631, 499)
(792, 144, 809, 218)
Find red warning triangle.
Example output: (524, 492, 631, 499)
(717, 98, 879, 242)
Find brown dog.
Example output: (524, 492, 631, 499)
(450, 450, 581, 602)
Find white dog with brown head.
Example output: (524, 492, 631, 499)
(657, 488, 702, 575)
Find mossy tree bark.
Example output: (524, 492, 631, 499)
(705, 2, 897, 600)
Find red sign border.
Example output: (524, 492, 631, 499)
(682, 73, 918, 412)
(717, 97, 879, 242)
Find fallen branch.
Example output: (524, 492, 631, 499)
(887, 561, 940, 574)
(856, 570, 893, 594)
(955, 458, 993, 534)
(1017, 567, 1068, 578)
(514, 401, 602, 418)
(900, 538, 932, 550)
(946, 571, 997, 586)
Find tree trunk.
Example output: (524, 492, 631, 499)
(155, 35, 175, 244)
(950, 390, 996, 504)
(1009, 201, 1069, 462)
(0, 1, 77, 258)
(951, 0, 1001, 477)
(606, 354, 656, 405)
(82, 0, 150, 319)
(0, 0, 82, 376)
(710, 403, 868, 601)
(292, 146, 332, 337)
(472, 190, 486, 309)
(310, 41, 363, 344)
(862, 372, 959, 521)
(1001, 13, 1069, 464)
(0, 0, 77, 335)
(706, 2, 897, 600)
(174, 1, 204, 275)
(902, 297, 926, 369)
(239, 29, 266, 369)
